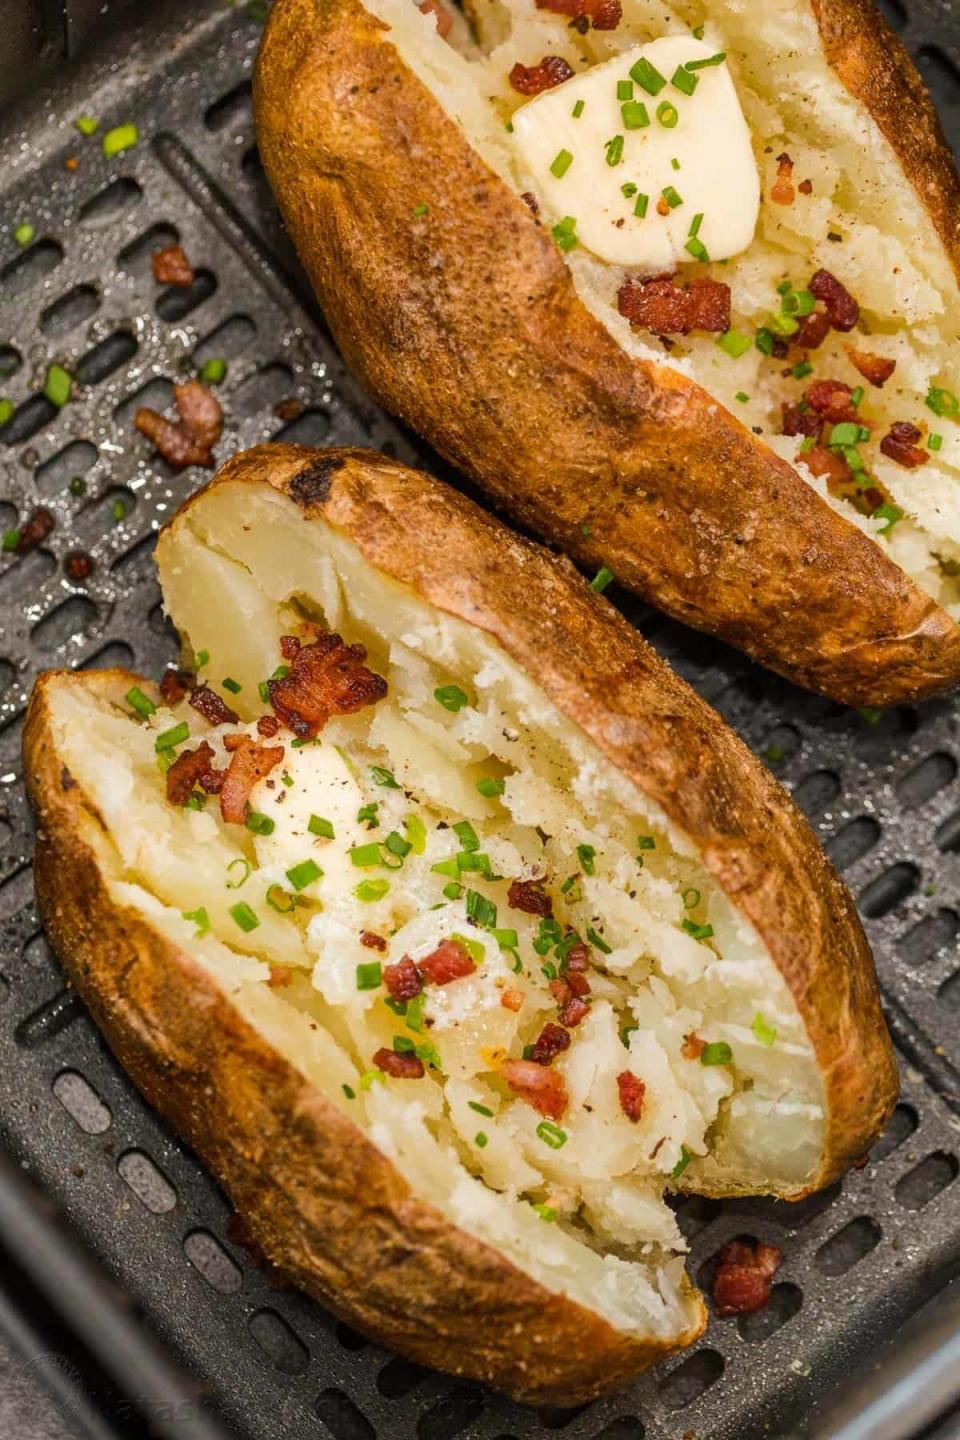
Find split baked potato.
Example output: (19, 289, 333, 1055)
(255, 0, 960, 706)
(24, 444, 897, 1402)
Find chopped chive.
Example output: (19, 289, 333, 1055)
(0, 399, 13, 428)
(637, 835, 655, 851)
(701, 1040, 733, 1066)
(671, 1144, 692, 1179)
(621, 182, 638, 198)
(552, 216, 578, 252)
(829, 421, 861, 447)
(685, 51, 726, 69)
(13, 223, 35, 248)
(112, 498, 126, 524)
(577, 843, 596, 875)
(491, 927, 519, 950)
(682, 887, 701, 909)
(572, 98, 585, 118)
(752, 1012, 777, 1047)
(308, 814, 335, 839)
(266, 885, 295, 914)
(342, 1083, 356, 1099)
(412, 202, 428, 218)
(469, 1100, 494, 1117)
(75, 115, 99, 135)
(357, 802, 379, 828)
(200, 357, 227, 384)
(735, 391, 750, 404)
(777, 279, 792, 295)
(370, 766, 400, 789)
(272, 664, 290, 681)
(286, 858, 322, 891)
(355, 878, 389, 902)
(226, 857, 251, 889)
(656, 101, 679, 128)
(222, 676, 241, 694)
(850, 385, 865, 408)
(782, 288, 816, 316)
(682, 918, 714, 941)
(799, 435, 816, 454)
(605, 135, 625, 167)
(245, 811, 275, 836)
(2, 528, 19, 551)
(616, 79, 633, 100)
(630, 56, 667, 95)
(258, 681, 269, 703)
(873, 501, 904, 535)
(126, 686, 156, 718)
(671, 157, 681, 171)
(661, 185, 683, 209)
(350, 842, 384, 868)
(634, 192, 649, 218)
(229, 902, 259, 933)
(756, 328, 775, 356)
(453, 820, 480, 852)
(536, 1120, 567, 1149)
(925, 387, 959, 419)
(155, 721, 189, 752)
(356, 961, 383, 990)
(671, 64, 698, 96)
(532, 1202, 557, 1221)
(768, 310, 799, 336)
(717, 330, 752, 358)
(195, 648, 209, 668)
(452, 931, 486, 966)
(684, 237, 710, 262)
(689, 212, 704, 237)
(102, 123, 139, 158)
(44, 364, 72, 408)
(404, 813, 427, 853)
(442, 881, 463, 900)
(550, 149, 574, 179)
(929, 432, 944, 451)
(360, 1069, 385, 1089)
(465, 889, 497, 928)
(434, 684, 469, 711)
(182, 905, 210, 937)
(586, 925, 611, 954)
(621, 101, 650, 130)
(590, 565, 614, 593)
(384, 830, 412, 862)
(474, 1132, 489, 1148)
(406, 996, 427, 1032)
(431, 857, 460, 879)
(791, 360, 814, 380)
(476, 775, 505, 798)
(281, 772, 294, 789)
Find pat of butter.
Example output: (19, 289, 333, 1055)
(511, 35, 760, 272)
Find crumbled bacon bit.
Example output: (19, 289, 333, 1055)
(418, 938, 475, 986)
(881, 421, 926, 469)
(166, 741, 220, 806)
(14, 507, 54, 555)
(617, 1071, 646, 1121)
(509, 55, 575, 96)
(529, 1022, 571, 1066)
(564, 942, 590, 972)
(257, 714, 280, 737)
(534, 0, 621, 29)
(189, 685, 239, 727)
(617, 275, 731, 336)
(374, 1047, 425, 1079)
(847, 349, 896, 388)
(361, 931, 387, 952)
(501, 1059, 568, 1119)
(508, 877, 553, 917)
(805, 378, 861, 425)
(219, 735, 284, 824)
(135, 379, 223, 471)
(521, 191, 540, 215)
(279, 635, 301, 661)
(268, 965, 294, 989)
(159, 668, 191, 705)
(793, 308, 832, 350)
(656, 196, 671, 217)
(771, 152, 795, 206)
(780, 403, 821, 440)
(799, 444, 853, 488)
(151, 243, 195, 287)
(798, 178, 813, 195)
(273, 396, 303, 423)
(559, 995, 590, 1027)
(268, 632, 387, 739)
(565, 968, 591, 997)
(712, 1239, 783, 1317)
(384, 956, 423, 1001)
(549, 979, 571, 1007)
(501, 987, 525, 1012)
(64, 550, 93, 581)
(809, 269, 859, 332)
(418, 0, 452, 35)
(682, 1032, 706, 1060)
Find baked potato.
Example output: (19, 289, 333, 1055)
(24, 444, 897, 1403)
(254, 0, 960, 707)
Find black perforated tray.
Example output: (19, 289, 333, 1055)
(1, 3, 960, 1438)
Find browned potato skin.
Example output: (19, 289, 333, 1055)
(254, 0, 960, 708)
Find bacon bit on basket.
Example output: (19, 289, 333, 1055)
(64, 550, 93, 581)
(507, 878, 553, 917)
(847, 349, 896, 388)
(267, 965, 294, 989)
(781, 403, 821, 440)
(617, 1071, 646, 1121)
(880, 421, 927, 469)
(135, 379, 223, 470)
(166, 741, 220, 806)
(805, 378, 862, 425)
(617, 275, 731, 336)
(268, 632, 387, 739)
(712, 1239, 783, 1317)
(501, 1059, 568, 1119)
(189, 685, 239, 727)
(360, 931, 387, 952)
(529, 1022, 571, 1066)
(418, 938, 476, 986)
(798, 178, 813, 195)
(13, 507, 54, 555)
(151, 243, 195, 287)
(682, 1032, 706, 1060)
(384, 956, 423, 1001)
(159, 668, 191, 705)
(559, 995, 590, 1027)
(418, 0, 452, 35)
(509, 56, 575, 96)
(501, 987, 525, 1012)
(279, 635, 301, 661)
(809, 268, 859, 331)
(534, 0, 622, 29)
(257, 714, 280, 737)
(219, 735, 284, 824)
(770, 153, 795, 206)
(794, 308, 832, 350)
(374, 1047, 425, 1079)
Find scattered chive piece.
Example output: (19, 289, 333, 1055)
(195, 648, 209, 668)
(474, 1132, 489, 1148)
(492, 927, 519, 950)
(782, 288, 815, 316)
(768, 310, 799, 336)
(281, 772, 294, 789)
(621, 182, 638, 198)
(735, 391, 750, 404)
(637, 835, 655, 851)
(469, 1100, 494, 1117)
(572, 99, 585, 118)
(829, 421, 861, 447)
(393, 1035, 416, 1054)
(682, 918, 714, 941)
(350, 842, 384, 868)
(689, 212, 704, 237)
(370, 765, 400, 789)
(671, 1145, 692, 1179)
(590, 565, 614, 593)
(621, 101, 650, 130)
(222, 676, 241, 694)
(850, 385, 865, 408)
(431, 857, 460, 879)
(0, 399, 13, 428)
(434, 684, 468, 712)
(182, 906, 209, 937)
(701, 1040, 733, 1066)
(929, 432, 944, 451)
(661, 185, 683, 209)
(356, 961, 383, 990)
(200, 357, 227, 384)
(126, 686, 156, 718)
(671, 157, 681, 171)
(286, 858, 322, 891)
(453, 819, 480, 852)
(550, 149, 574, 179)
(799, 435, 816, 455)
(258, 681, 269, 703)
(75, 115, 98, 136)
(617, 79, 633, 100)
(684, 237, 710, 262)
(308, 814, 335, 839)
(465, 889, 497, 928)
(272, 664, 290, 681)
(581, 522, 592, 537)
(412, 202, 429, 218)
(357, 802, 379, 828)
(442, 881, 463, 900)
(102, 122, 139, 158)
(586, 925, 612, 954)
(360, 1069, 385, 1090)
(112, 498, 126, 524)
(692, 23, 705, 37)
(656, 101, 678, 128)
(686, 51, 726, 69)
(226, 858, 251, 889)
(536, 1120, 567, 1149)
(342, 1083, 356, 1100)
(2, 528, 19, 551)
(577, 842, 596, 875)
(873, 501, 904, 535)
(671, 64, 698, 96)
(384, 830, 412, 862)
(404, 813, 427, 853)
(13, 223, 35, 248)
(551, 216, 578, 252)
(752, 1012, 777, 1047)
(453, 931, 486, 966)
(630, 56, 667, 95)
(756, 328, 775, 356)
(266, 885, 295, 914)
(682, 887, 701, 909)
(925, 387, 959, 419)
(246, 811, 275, 836)
(533, 1202, 557, 1221)
(355, 878, 389, 902)
(44, 364, 72, 408)
(605, 135, 625, 167)
(229, 902, 259, 933)
(476, 775, 505, 797)
(717, 330, 752, 358)
(791, 360, 814, 380)
(630, 193, 649, 220)
(155, 721, 189, 752)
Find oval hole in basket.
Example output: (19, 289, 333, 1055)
(80, 640, 134, 671)
(232, 362, 293, 417)
(737, 1282, 802, 1342)
(417, 1388, 486, 1440)
(117, 1149, 177, 1213)
(14, 989, 84, 1049)
(0, 548, 56, 604)
(194, 314, 256, 365)
(118, 222, 179, 275)
(314, 1389, 375, 1440)
(111, 532, 156, 580)
(896, 752, 957, 809)
(75, 487, 136, 544)
(1, 239, 64, 297)
(156, 269, 217, 323)
(22, 932, 53, 970)
(0, 658, 14, 700)
(53, 1069, 112, 1134)
(2, 394, 58, 446)
(0, 345, 21, 379)
(377, 1356, 429, 1398)
(657, 1348, 724, 1409)
(816, 1216, 882, 1277)
(895, 1152, 958, 1211)
(858, 862, 918, 918)
(78, 177, 143, 229)
(182, 1229, 242, 1293)
(899, 909, 959, 967)
(826, 816, 880, 871)
(875, 0, 906, 27)
(74, 331, 138, 386)
(939, 971, 960, 1009)
(936, 808, 960, 853)
(759, 723, 799, 767)
(35, 440, 98, 497)
(40, 283, 101, 338)
(248, 1308, 309, 1374)
(32, 595, 98, 653)
(596, 1422, 645, 1440)
(871, 1103, 918, 1163)
(791, 769, 840, 818)
(272, 408, 331, 446)
(204, 80, 253, 132)
(114, 376, 174, 429)
(334, 1322, 367, 1351)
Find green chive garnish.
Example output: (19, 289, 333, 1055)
(222, 676, 241, 694)
(229, 902, 259, 933)
(182, 906, 209, 937)
(342, 1083, 356, 1100)
(828, 421, 861, 447)
(577, 843, 596, 875)
(370, 766, 400, 789)
(752, 1013, 777, 1047)
(308, 814, 334, 839)
(605, 135, 625, 167)
(350, 842, 384, 868)
(735, 391, 749, 403)
(682, 918, 714, 941)
(44, 365, 72, 408)
(630, 56, 667, 95)
(929, 433, 944, 451)
(474, 1132, 489, 1148)
(634, 193, 649, 218)
(453, 820, 480, 852)
(671, 65, 698, 96)
(469, 1100, 494, 1117)
(590, 566, 614, 593)
(616, 79, 633, 100)
(533, 1203, 557, 1221)
(792, 361, 814, 380)
(671, 1144, 692, 1178)
(661, 185, 683, 209)
(356, 961, 383, 990)
(13, 223, 35, 248)
(434, 685, 468, 712)
(873, 501, 904, 535)
(75, 115, 98, 135)
(412, 202, 428, 218)
(465, 889, 497, 928)
(621, 101, 649, 130)
(550, 149, 574, 179)
(926, 387, 959, 419)
(286, 858, 322, 891)
(226, 857, 251, 889)
(200, 358, 227, 385)
(684, 237, 709, 262)
(552, 216, 578, 252)
(621, 182, 638, 198)
(536, 1120, 567, 1149)
(656, 101, 679, 128)
(0, 400, 13, 428)
(701, 1041, 733, 1066)
(102, 123, 139, 158)
(476, 776, 505, 797)
(689, 213, 703, 237)
(246, 811, 275, 836)
(586, 925, 611, 954)
(850, 386, 865, 407)
(355, 878, 389, 902)
(685, 51, 726, 69)
(126, 686, 156, 718)
(155, 721, 189, 752)
(572, 99, 585, 118)
(717, 330, 752, 358)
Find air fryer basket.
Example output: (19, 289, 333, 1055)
(1, 3, 959, 1438)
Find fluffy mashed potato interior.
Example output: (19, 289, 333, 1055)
(366, 0, 960, 615)
(49, 480, 823, 1339)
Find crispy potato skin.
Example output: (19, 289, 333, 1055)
(254, 0, 960, 708)
(24, 668, 704, 1405)
(172, 443, 897, 1193)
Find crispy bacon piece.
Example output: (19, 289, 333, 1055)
(682, 1032, 706, 1060)
(529, 1022, 571, 1065)
(534, 0, 622, 29)
(219, 735, 284, 824)
(501, 1059, 568, 1119)
(617, 1071, 646, 1121)
(268, 632, 387, 738)
(418, 0, 452, 35)
(361, 931, 388, 952)
(564, 942, 591, 973)
(780, 403, 821, 440)
(268, 965, 294, 989)
(418, 938, 475, 986)
(384, 955, 423, 1001)
(65, 550, 93, 581)
(14, 507, 54, 555)
(374, 1047, 425, 1079)
(166, 741, 219, 806)
(507, 878, 553, 917)
(559, 995, 590, 1027)
(279, 635, 301, 661)
(135, 379, 223, 471)
(617, 275, 731, 336)
(151, 243, 195, 287)
(189, 685, 239, 727)
(565, 969, 591, 997)
(257, 714, 280, 737)
(809, 268, 859, 332)
(771, 152, 795, 206)
(159, 668, 191, 705)
(799, 444, 853, 489)
(798, 178, 813, 195)
(805, 378, 861, 425)
(520, 191, 540, 216)
(880, 421, 926, 469)
(509, 56, 574, 96)
(501, 987, 525, 1012)
(847, 349, 896, 388)
(793, 309, 831, 350)
(712, 1239, 783, 1317)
